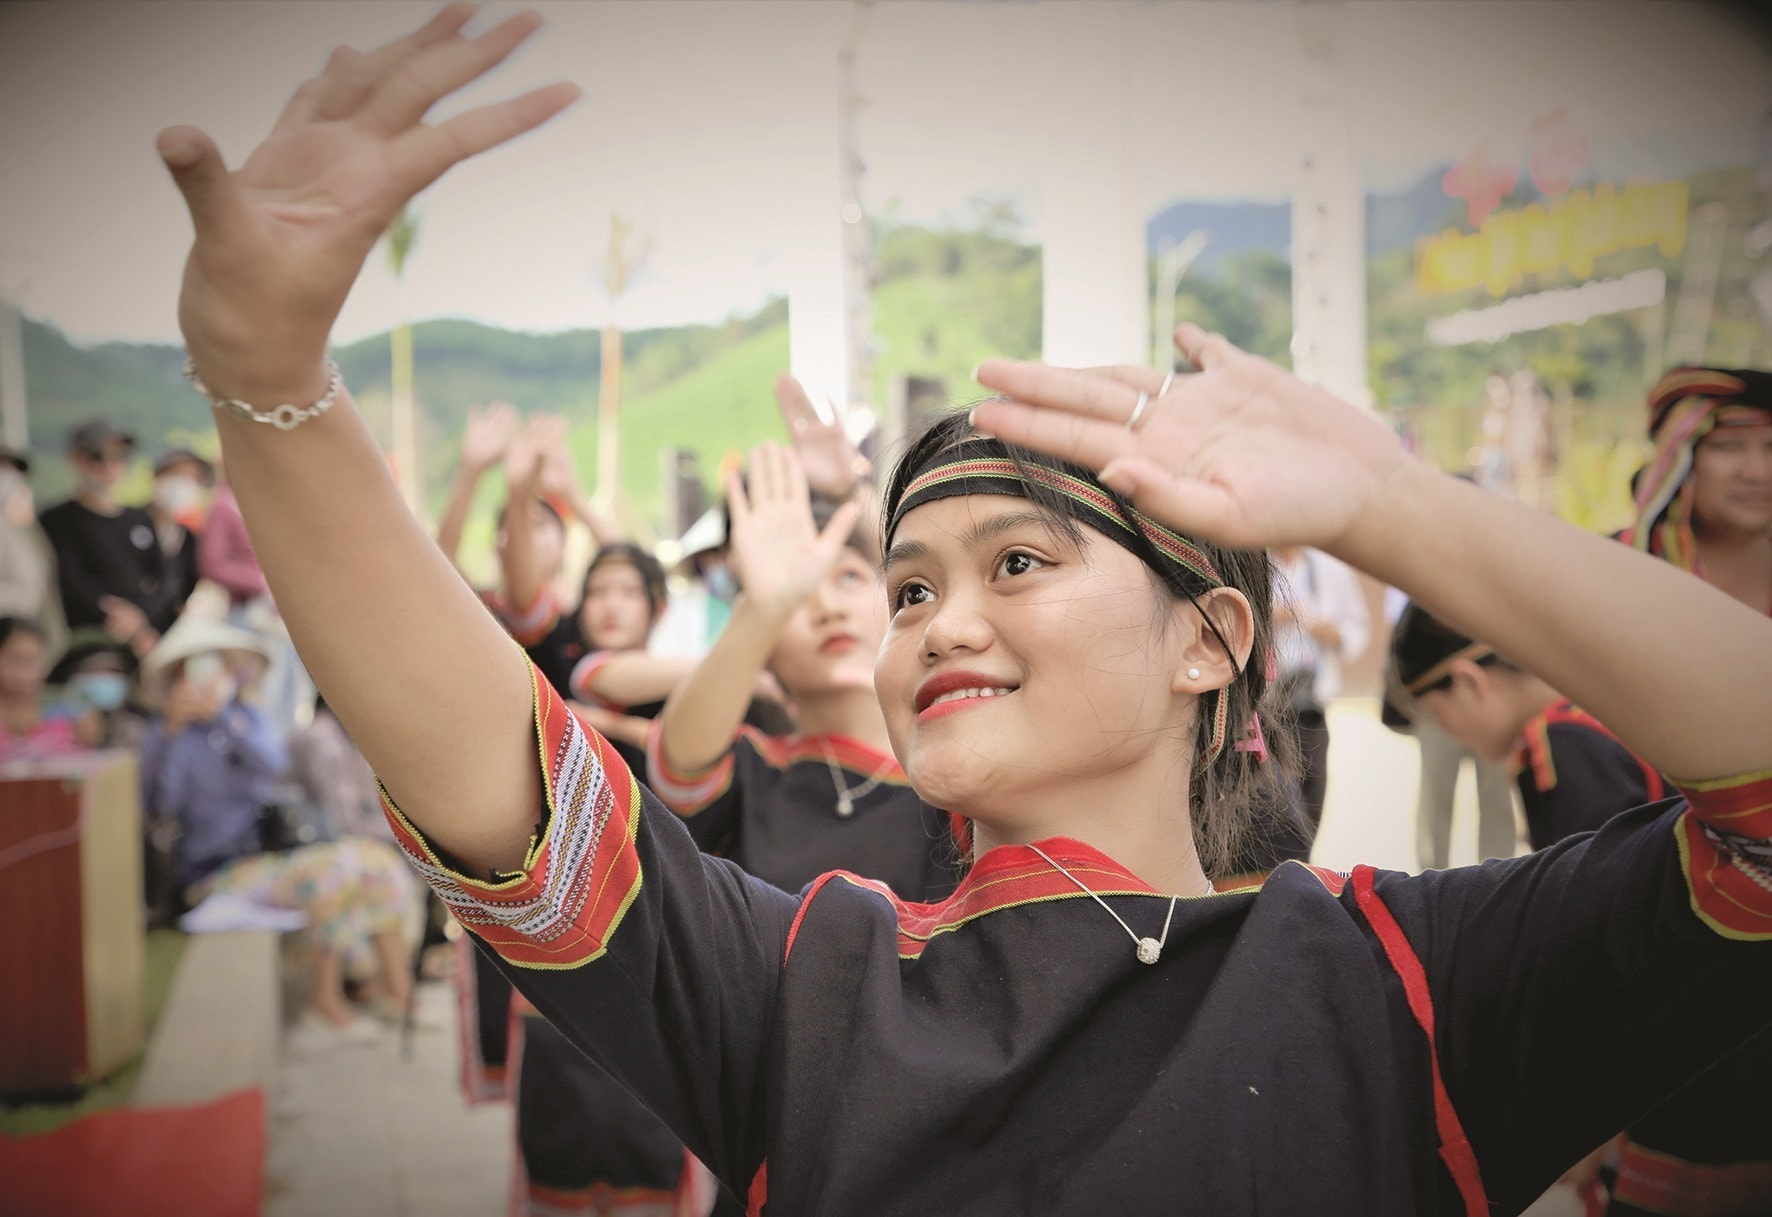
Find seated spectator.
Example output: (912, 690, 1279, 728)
(0, 444, 67, 660)
(38, 420, 179, 661)
(0, 615, 101, 764)
(288, 694, 391, 842)
(47, 637, 148, 751)
(145, 446, 213, 611)
(138, 615, 416, 1038)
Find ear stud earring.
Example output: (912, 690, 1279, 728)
(1186, 667, 1201, 680)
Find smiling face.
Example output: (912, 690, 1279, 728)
(1691, 421, 1772, 538)
(767, 546, 887, 700)
(875, 494, 1199, 826)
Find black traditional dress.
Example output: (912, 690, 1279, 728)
(396, 667, 1772, 1217)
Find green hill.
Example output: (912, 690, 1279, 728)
(12, 220, 1042, 535)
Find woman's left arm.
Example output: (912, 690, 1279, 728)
(973, 335, 1772, 783)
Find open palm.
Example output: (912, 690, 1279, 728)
(971, 326, 1411, 555)
(162, 4, 579, 396)
(725, 443, 860, 618)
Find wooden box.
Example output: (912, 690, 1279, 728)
(0, 750, 145, 1097)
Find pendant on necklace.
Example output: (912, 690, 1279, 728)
(836, 793, 854, 818)
(1136, 937, 1162, 965)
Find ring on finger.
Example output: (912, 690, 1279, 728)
(1125, 389, 1152, 430)
(1157, 370, 1176, 399)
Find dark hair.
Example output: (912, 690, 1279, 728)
(0, 616, 46, 651)
(881, 410, 1295, 878)
(1390, 601, 1517, 696)
(580, 543, 670, 624)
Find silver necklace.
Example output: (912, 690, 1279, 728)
(819, 738, 894, 817)
(1027, 844, 1181, 965)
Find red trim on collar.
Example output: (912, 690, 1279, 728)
(782, 839, 1170, 963)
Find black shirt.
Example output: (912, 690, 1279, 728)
(39, 499, 178, 631)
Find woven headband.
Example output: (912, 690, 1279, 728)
(887, 440, 1225, 590)
(887, 439, 1242, 769)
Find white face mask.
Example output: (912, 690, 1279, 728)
(153, 475, 202, 514)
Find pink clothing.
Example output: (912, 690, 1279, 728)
(198, 485, 269, 604)
(0, 714, 82, 764)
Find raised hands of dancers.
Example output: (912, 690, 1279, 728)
(971, 325, 1412, 561)
(725, 443, 861, 621)
(775, 374, 871, 502)
(159, 2, 580, 402)
(462, 401, 518, 477)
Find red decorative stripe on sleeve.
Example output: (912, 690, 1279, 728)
(503, 586, 561, 647)
(1613, 1140, 1772, 1215)
(568, 650, 625, 710)
(1350, 867, 1488, 1217)
(381, 659, 645, 970)
(1675, 768, 1772, 839)
(1674, 813, 1772, 941)
(643, 718, 736, 813)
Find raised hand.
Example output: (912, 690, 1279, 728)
(504, 412, 564, 494)
(971, 325, 1410, 556)
(538, 424, 585, 503)
(775, 374, 870, 500)
(159, 3, 580, 401)
(462, 401, 517, 474)
(725, 442, 860, 619)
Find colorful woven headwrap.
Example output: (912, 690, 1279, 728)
(886, 438, 1247, 769)
(1622, 366, 1772, 570)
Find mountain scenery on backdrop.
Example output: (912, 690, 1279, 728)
(14, 219, 1042, 541)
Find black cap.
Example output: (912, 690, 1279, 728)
(66, 420, 136, 459)
(0, 444, 28, 474)
(152, 447, 215, 485)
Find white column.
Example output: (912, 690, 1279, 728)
(783, 33, 849, 421)
(1039, 3, 1146, 369)
(1289, 3, 1369, 407)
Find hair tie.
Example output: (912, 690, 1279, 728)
(1234, 712, 1269, 763)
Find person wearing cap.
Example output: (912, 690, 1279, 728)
(1390, 599, 1771, 1217)
(144, 446, 214, 610)
(37, 419, 179, 658)
(0, 444, 68, 658)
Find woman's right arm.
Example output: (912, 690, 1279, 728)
(159, 5, 580, 876)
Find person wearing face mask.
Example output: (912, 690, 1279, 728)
(38, 421, 178, 660)
(144, 447, 213, 612)
(47, 639, 145, 749)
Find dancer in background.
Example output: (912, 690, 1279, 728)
(647, 442, 960, 903)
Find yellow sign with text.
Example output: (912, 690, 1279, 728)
(1415, 180, 1688, 298)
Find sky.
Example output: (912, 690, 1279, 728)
(4, 1, 1770, 348)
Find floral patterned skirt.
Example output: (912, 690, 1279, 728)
(200, 837, 418, 969)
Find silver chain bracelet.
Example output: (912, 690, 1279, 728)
(183, 358, 343, 431)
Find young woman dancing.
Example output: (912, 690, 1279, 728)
(157, 9, 1770, 1213)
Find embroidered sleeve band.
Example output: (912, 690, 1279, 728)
(1673, 767, 1772, 940)
(379, 657, 645, 969)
